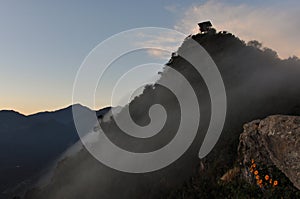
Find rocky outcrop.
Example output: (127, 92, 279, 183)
(238, 115, 300, 190)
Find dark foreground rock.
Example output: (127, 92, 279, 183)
(238, 115, 300, 190)
(166, 116, 300, 198)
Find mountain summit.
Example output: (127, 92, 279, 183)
(18, 29, 300, 198)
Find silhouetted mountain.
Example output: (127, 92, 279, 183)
(23, 29, 300, 199)
(96, 107, 112, 118)
(0, 105, 110, 199)
(0, 110, 31, 131)
(27, 104, 83, 125)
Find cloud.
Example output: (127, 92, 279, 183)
(174, 1, 300, 58)
(134, 31, 185, 60)
(146, 49, 170, 59)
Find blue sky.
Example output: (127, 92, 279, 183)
(1, 0, 299, 114)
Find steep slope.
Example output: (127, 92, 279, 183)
(24, 30, 300, 199)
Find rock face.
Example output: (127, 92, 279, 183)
(238, 115, 300, 190)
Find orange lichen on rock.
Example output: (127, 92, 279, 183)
(249, 159, 280, 189)
(265, 175, 269, 181)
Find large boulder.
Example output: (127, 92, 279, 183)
(238, 115, 300, 190)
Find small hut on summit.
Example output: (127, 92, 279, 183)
(198, 21, 212, 33)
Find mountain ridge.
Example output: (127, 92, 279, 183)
(0, 105, 111, 199)
(0, 103, 101, 117)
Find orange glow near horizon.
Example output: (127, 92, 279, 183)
(0, 103, 111, 116)
(0, 97, 110, 116)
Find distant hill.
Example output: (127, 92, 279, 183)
(0, 110, 31, 131)
(0, 105, 110, 199)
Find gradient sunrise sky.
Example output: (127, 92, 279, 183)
(1, 0, 299, 115)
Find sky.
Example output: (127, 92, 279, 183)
(0, 0, 299, 115)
